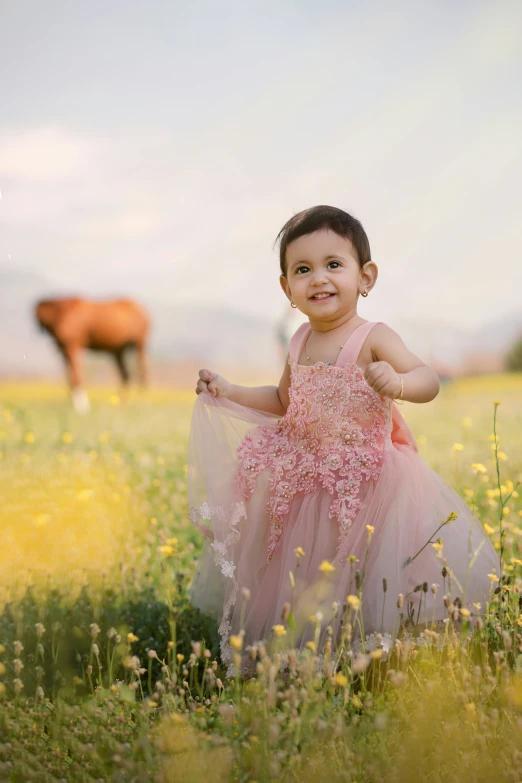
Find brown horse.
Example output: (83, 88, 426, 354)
(34, 297, 150, 413)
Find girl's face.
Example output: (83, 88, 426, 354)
(280, 229, 376, 321)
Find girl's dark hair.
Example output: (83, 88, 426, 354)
(274, 205, 372, 276)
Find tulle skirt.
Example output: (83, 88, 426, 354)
(188, 392, 500, 673)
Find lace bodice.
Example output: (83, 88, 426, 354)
(236, 321, 394, 564)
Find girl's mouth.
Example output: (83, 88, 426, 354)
(309, 293, 335, 302)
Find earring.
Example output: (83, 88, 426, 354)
(290, 301, 297, 308)
(361, 290, 369, 297)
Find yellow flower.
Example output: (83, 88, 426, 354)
(127, 633, 139, 643)
(493, 400, 501, 407)
(166, 537, 178, 546)
(352, 694, 363, 708)
(272, 625, 286, 638)
(366, 524, 375, 536)
(319, 560, 336, 573)
(294, 546, 305, 558)
(497, 451, 508, 461)
(305, 641, 316, 653)
(76, 488, 93, 502)
(335, 673, 348, 688)
(61, 431, 73, 444)
(488, 573, 499, 583)
(464, 489, 474, 499)
(24, 431, 35, 444)
(347, 595, 361, 610)
(109, 394, 120, 406)
(473, 602, 482, 611)
(483, 523, 495, 535)
(157, 545, 174, 556)
(445, 512, 458, 523)
(431, 541, 443, 552)
(33, 513, 51, 527)
(503, 507, 511, 515)
(176, 653, 184, 662)
(150, 517, 158, 526)
(229, 634, 243, 651)
(452, 443, 464, 452)
(471, 463, 487, 474)
(460, 608, 471, 617)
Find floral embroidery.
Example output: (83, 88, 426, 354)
(236, 360, 393, 563)
(189, 500, 247, 666)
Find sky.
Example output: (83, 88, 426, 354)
(1, 0, 521, 331)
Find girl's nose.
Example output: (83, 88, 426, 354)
(311, 273, 329, 285)
(311, 268, 329, 282)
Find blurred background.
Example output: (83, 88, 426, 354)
(1, 0, 521, 392)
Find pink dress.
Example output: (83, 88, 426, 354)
(188, 320, 499, 676)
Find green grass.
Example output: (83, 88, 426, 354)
(0, 377, 521, 782)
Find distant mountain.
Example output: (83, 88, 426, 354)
(0, 266, 520, 379)
(387, 315, 522, 375)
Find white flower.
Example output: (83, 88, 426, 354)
(211, 540, 227, 556)
(221, 560, 236, 578)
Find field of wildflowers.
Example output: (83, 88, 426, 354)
(0, 376, 521, 782)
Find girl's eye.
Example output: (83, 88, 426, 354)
(295, 261, 340, 274)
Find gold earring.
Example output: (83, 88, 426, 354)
(290, 301, 297, 308)
(361, 290, 369, 297)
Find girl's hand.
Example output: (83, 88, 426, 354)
(196, 369, 233, 398)
(363, 361, 402, 399)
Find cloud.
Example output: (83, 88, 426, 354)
(0, 125, 103, 180)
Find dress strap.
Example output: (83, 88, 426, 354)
(337, 321, 383, 367)
(288, 322, 311, 364)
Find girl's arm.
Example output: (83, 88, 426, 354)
(196, 353, 292, 416)
(365, 324, 440, 404)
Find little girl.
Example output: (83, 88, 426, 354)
(187, 205, 500, 678)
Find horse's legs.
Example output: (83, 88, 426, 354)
(136, 341, 148, 388)
(114, 349, 130, 404)
(60, 343, 90, 415)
